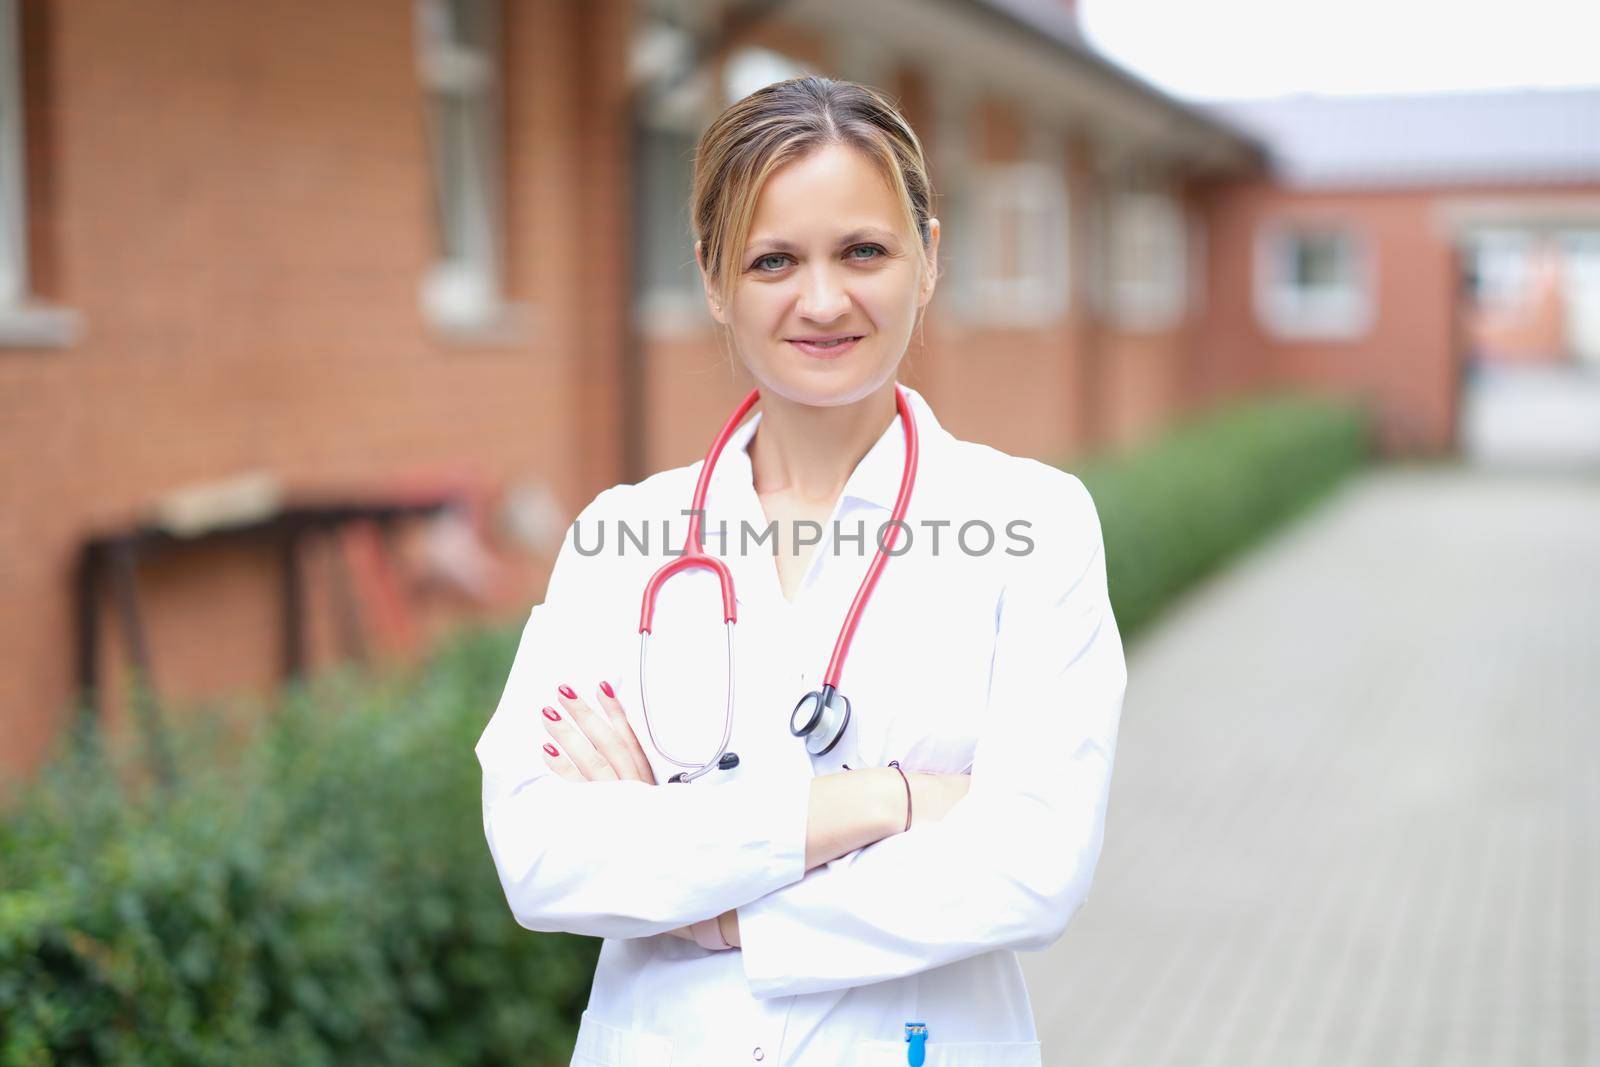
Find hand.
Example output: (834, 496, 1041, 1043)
(663, 910, 740, 948)
(536, 682, 734, 946)
(904, 770, 972, 827)
(537, 681, 657, 784)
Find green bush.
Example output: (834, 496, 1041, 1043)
(1, 388, 1369, 1065)
(0, 628, 597, 1067)
(1066, 389, 1371, 641)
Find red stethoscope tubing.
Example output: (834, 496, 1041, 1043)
(636, 389, 759, 634)
(821, 386, 918, 688)
(637, 382, 919, 692)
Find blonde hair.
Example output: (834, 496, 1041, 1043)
(691, 74, 938, 332)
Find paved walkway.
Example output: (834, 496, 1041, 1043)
(1027, 463, 1600, 1066)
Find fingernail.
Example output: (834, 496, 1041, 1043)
(543, 706, 561, 722)
(558, 684, 577, 700)
(543, 743, 559, 757)
(599, 680, 615, 698)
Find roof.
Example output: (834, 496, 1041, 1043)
(942, 0, 1270, 170)
(1195, 86, 1600, 188)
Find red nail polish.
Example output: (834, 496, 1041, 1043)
(599, 680, 615, 698)
(543, 743, 559, 757)
(558, 684, 577, 700)
(543, 706, 561, 721)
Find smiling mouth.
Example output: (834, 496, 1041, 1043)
(787, 335, 864, 358)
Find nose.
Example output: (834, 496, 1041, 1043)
(795, 264, 851, 323)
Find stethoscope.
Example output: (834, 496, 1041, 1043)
(636, 383, 920, 783)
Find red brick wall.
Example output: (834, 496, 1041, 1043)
(0, 0, 633, 778)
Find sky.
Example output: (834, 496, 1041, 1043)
(1077, 0, 1600, 101)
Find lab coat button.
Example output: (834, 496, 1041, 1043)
(752, 1047, 765, 1060)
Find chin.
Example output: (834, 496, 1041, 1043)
(759, 365, 892, 410)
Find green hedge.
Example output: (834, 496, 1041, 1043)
(0, 633, 598, 1067)
(1066, 389, 1371, 641)
(1, 388, 1368, 1065)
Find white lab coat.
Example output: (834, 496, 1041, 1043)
(475, 385, 1127, 1066)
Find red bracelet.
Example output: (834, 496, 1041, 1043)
(888, 760, 912, 832)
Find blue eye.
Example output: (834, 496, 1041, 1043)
(749, 245, 889, 273)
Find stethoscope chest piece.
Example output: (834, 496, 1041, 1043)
(791, 684, 851, 756)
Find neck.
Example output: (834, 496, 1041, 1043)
(746, 384, 899, 506)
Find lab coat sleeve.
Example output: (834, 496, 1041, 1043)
(734, 471, 1128, 998)
(475, 485, 812, 941)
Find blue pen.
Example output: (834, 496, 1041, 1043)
(904, 1022, 928, 1066)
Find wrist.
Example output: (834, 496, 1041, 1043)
(879, 766, 911, 837)
(690, 916, 731, 951)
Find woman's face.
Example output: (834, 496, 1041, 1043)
(698, 143, 939, 409)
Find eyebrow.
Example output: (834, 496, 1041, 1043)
(745, 227, 900, 255)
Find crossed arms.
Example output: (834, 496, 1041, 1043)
(474, 474, 1127, 999)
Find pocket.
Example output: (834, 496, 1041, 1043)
(570, 1009, 675, 1067)
(851, 1038, 1042, 1067)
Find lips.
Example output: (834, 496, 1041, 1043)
(788, 335, 863, 358)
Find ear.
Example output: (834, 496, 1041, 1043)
(695, 240, 727, 325)
(916, 217, 942, 308)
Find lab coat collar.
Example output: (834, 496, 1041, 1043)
(713, 384, 942, 513)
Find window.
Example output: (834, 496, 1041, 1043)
(966, 161, 1069, 327)
(930, 86, 975, 321)
(1253, 221, 1374, 340)
(1466, 228, 1534, 308)
(1105, 190, 1186, 332)
(632, 18, 720, 336)
(721, 46, 809, 106)
(1558, 229, 1600, 366)
(1187, 208, 1208, 317)
(634, 119, 703, 334)
(0, 0, 79, 347)
(415, 0, 517, 340)
(0, 0, 20, 310)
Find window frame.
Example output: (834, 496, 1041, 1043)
(1252, 218, 1375, 341)
(720, 44, 809, 109)
(414, 0, 524, 343)
(1466, 227, 1535, 310)
(965, 159, 1071, 328)
(631, 20, 722, 338)
(633, 114, 706, 338)
(0, 0, 80, 348)
(1104, 188, 1187, 333)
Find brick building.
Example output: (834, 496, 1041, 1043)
(5, 0, 1593, 779)
(1194, 88, 1600, 456)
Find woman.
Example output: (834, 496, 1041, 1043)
(475, 75, 1127, 1066)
